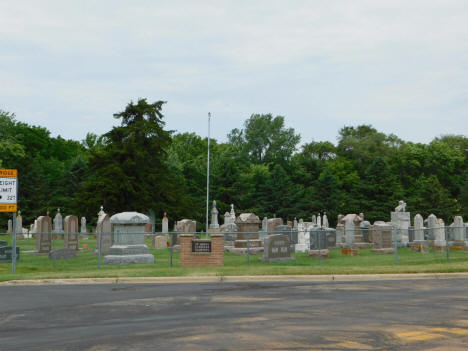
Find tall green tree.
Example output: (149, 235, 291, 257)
(77, 99, 189, 221)
(228, 114, 300, 166)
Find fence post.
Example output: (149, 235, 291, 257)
(12, 213, 17, 274)
(318, 230, 322, 266)
(393, 226, 398, 265)
(247, 232, 250, 266)
(97, 231, 102, 269)
(445, 226, 450, 262)
(53, 235, 56, 269)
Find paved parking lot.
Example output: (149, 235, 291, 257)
(1, 278, 468, 350)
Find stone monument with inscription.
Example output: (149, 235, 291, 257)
(259, 234, 295, 262)
(230, 213, 263, 254)
(450, 216, 467, 250)
(411, 214, 427, 252)
(64, 215, 79, 250)
(35, 214, 52, 253)
(391, 200, 410, 247)
(96, 208, 112, 255)
(104, 212, 154, 265)
(371, 222, 394, 254)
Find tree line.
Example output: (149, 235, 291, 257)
(1, 99, 467, 231)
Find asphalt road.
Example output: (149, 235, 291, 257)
(1, 278, 468, 350)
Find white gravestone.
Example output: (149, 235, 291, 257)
(53, 209, 64, 237)
(391, 201, 410, 247)
(80, 217, 87, 234)
(344, 217, 355, 248)
(162, 213, 169, 234)
(322, 213, 329, 228)
(434, 218, 447, 247)
(413, 214, 425, 242)
(7, 219, 12, 234)
(451, 216, 467, 246)
(210, 200, 219, 229)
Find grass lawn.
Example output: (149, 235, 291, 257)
(0, 235, 467, 282)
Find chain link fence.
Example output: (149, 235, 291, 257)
(1, 224, 467, 274)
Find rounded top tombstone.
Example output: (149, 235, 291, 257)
(110, 212, 149, 225)
(235, 213, 260, 224)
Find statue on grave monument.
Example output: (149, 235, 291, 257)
(323, 212, 329, 228)
(395, 200, 406, 212)
(210, 200, 219, 229)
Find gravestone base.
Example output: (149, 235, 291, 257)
(295, 243, 309, 253)
(432, 244, 447, 251)
(259, 256, 295, 263)
(48, 248, 76, 260)
(224, 245, 234, 252)
(308, 249, 329, 258)
(411, 243, 429, 253)
(353, 242, 373, 249)
(108, 245, 150, 255)
(450, 242, 468, 251)
(171, 245, 181, 252)
(104, 254, 154, 265)
(341, 247, 359, 256)
(371, 248, 394, 254)
(233, 239, 263, 248)
(228, 247, 264, 255)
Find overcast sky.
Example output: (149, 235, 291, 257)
(1, 0, 467, 145)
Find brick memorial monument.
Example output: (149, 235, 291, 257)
(104, 212, 154, 265)
(180, 233, 224, 266)
(259, 234, 295, 262)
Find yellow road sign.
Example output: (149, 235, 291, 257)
(0, 169, 18, 212)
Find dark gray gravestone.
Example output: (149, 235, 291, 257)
(310, 229, 328, 250)
(326, 230, 337, 248)
(408, 226, 415, 243)
(259, 234, 295, 262)
(0, 240, 7, 247)
(0, 246, 20, 262)
(275, 224, 296, 252)
(49, 248, 77, 260)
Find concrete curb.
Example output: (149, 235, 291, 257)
(2, 272, 468, 286)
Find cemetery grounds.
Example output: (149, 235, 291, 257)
(1, 234, 468, 282)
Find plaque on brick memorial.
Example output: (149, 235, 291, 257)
(260, 234, 295, 262)
(192, 240, 211, 253)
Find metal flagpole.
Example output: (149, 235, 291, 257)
(206, 112, 211, 233)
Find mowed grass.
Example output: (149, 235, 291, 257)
(0, 235, 467, 282)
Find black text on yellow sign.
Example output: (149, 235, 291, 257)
(0, 169, 18, 178)
(0, 204, 17, 212)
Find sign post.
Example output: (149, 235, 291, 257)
(0, 169, 18, 273)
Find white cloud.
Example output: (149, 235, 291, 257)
(0, 0, 467, 144)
